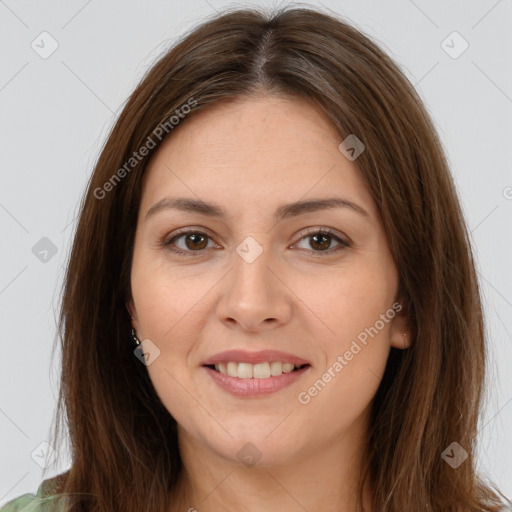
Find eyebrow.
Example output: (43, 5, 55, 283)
(145, 196, 370, 223)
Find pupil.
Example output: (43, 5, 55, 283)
(184, 233, 331, 251)
(311, 234, 330, 250)
(186, 233, 207, 250)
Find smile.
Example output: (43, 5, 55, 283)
(203, 363, 311, 397)
(208, 361, 308, 379)
(201, 349, 312, 396)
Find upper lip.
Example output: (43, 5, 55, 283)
(202, 349, 311, 366)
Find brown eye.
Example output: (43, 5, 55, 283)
(294, 228, 350, 255)
(181, 233, 209, 251)
(163, 230, 214, 256)
(162, 227, 350, 258)
(308, 232, 333, 251)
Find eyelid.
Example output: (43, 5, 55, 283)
(161, 227, 220, 254)
(293, 226, 350, 246)
(161, 225, 351, 256)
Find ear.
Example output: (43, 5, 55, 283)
(126, 298, 139, 327)
(389, 297, 412, 350)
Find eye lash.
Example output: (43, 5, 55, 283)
(160, 227, 351, 257)
(160, 228, 212, 257)
(295, 227, 351, 256)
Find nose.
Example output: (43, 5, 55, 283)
(215, 237, 293, 333)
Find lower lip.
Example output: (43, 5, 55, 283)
(203, 365, 310, 397)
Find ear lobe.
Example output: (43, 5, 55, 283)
(391, 328, 411, 350)
(389, 298, 412, 350)
(126, 300, 137, 322)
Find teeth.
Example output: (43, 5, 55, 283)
(253, 363, 271, 379)
(282, 363, 295, 373)
(227, 361, 237, 377)
(238, 363, 253, 379)
(270, 361, 282, 376)
(212, 361, 302, 379)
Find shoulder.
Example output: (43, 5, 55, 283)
(0, 476, 66, 512)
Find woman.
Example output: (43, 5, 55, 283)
(2, 5, 510, 512)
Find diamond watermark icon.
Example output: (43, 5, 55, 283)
(236, 236, 263, 264)
(31, 441, 59, 469)
(31, 31, 59, 59)
(338, 134, 365, 161)
(441, 441, 468, 468)
(134, 338, 161, 365)
(441, 31, 469, 59)
(237, 442, 262, 468)
(32, 237, 58, 263)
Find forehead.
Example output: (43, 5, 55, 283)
(139, 94, 377, 221)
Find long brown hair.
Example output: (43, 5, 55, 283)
(43, 5, 510, 511)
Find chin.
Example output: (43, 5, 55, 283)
(202, 426, 308, 469)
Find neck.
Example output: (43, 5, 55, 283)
(169, 409, 373, 512)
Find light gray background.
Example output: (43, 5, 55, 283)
(1, 0, 511, 505)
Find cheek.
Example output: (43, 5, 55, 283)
(131, 249, 208, 337)
(130, 259, 219, 398)
(294, 261, 395, 401)
(296, 258, 397, 345)
(297, 302, 392, 432)
(298, 350, 388, 436)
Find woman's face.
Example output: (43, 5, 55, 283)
(129, 93, 410, 467)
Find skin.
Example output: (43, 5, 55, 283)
(128, 93, 411, 512)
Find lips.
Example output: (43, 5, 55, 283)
(201, 349, 312, 396)
(201, 349, 311, 367)
(203, 364, 311, 396)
